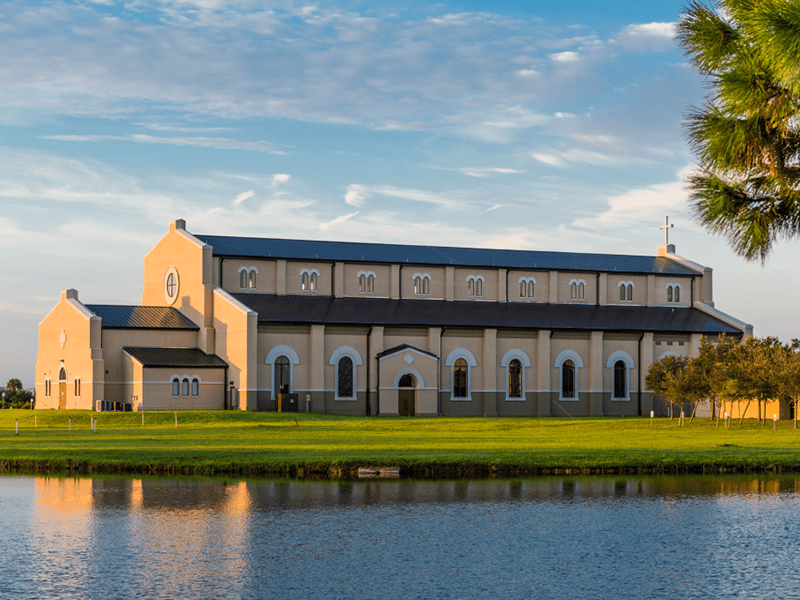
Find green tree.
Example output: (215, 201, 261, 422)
(6, 378, 22, 391)
(646, 354, 690, 419)
(677, 0, 800, 261)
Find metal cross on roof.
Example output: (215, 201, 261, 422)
(660, 216, 674, 245)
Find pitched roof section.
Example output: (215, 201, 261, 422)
(123, 347, 228, 368)
(86, 305, 199, 329)
(195, 234, 699, 276)
(233, 293, 744, 335)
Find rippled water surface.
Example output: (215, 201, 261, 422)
(1, 475, 799, 599)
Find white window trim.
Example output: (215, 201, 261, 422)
(300, 268, 320, 292)
(329, 346, 363, 401)
(393, 368, 425, 389)
(666, 282, 683, 303)
(607, 351, 635, 401)
(554, 350, 583, 401)
(413, 272, 431, 296)
(265, 345, 300, 400)
(569, 279, 586, 301)
(518, 277, 536, 299)
(617, 281, 635, 303)
(445, 348, 477, 401)
(500, 349, 531, 401)
(357, 270, 376, 294)
(466, 275, 485, 298)
(238, 266, 259, 290)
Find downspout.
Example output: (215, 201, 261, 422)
(223, 365, 229, 410)
(438, 326, 446, 416)
(506, 270, 509, 302)
(637, 332, 644, 416)
(331, 262, 336, 297)
(596, 273, 600, 305)
(399, 264, 403, 299)
(366, 326, 373, 416)
(219, 257, 224, 288)
(376, 358, 381, 416)
(691, 276, 695, 305)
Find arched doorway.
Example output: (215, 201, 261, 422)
(58, 366, 67, 410)
(398, 373, 416, 417)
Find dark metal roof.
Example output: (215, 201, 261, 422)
(86, 305, 199, 329)
(377, 344, 439, 360)
(196, 234, 699, 276)
(234, 293, 743, 335)
(123, 347, 228, 368)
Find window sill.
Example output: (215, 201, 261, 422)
(611, 397, 631, 402)
(558, 397, 579, 402)
(334, 397, 357, 402)
(505, 397, 526, 402)
(450, 397, 471, 402)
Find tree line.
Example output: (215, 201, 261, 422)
(1, 379, 34, 409)
(646, 335, 800, 426)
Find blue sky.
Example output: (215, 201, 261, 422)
(3, 0, 798, 387)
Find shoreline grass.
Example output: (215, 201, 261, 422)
(2, 409, 800, 479)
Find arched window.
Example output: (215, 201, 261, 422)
(674, 286, 680, 302)
(413, 273, 431, 296)
(302, 272, 309, 291)
(508, 359, 522, 398)
(182, 378, 190, 396)
(520, 281, 527, 297)
(358, 271, 376, 294)
(666, 284, 682, 303)
(528, 280, 534, 298)
(467, 275, 484, 298)
(578, 282, 585, 300)
(59, 367, 67, 383)
(562, 360, 575, 398)
(274, 356, 290, 397)
(191, 378, 199, 396)
(453, 358, 468, 398)
(172, 378, 180, 397)
(619, 284, 626, 301)
(338, 357, 354, 398)
(310, 272, 317, 291)
(569, 279, 586, 301)
(248, 270, 256, 289)
(571, 281, 577, 299)
(613, 360, 627, 399)
(240, 270, 248, 289)
(74, 378, 81, 397)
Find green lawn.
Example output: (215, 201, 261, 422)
(1, 409, 799, 477)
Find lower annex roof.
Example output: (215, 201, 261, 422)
(123, 347, 228, 368)
(232, 294, 743, 335)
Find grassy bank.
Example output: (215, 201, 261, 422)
(1, 409, 800, 478)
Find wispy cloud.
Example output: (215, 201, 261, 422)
(427, 166, 525, 178)
(319, 211, 359, 231)
(233, 190, 255, 206)
(40, 134, 287, 153)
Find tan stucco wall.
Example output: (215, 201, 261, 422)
(213, 288, 257, 410)
(138, 366, 226, 410)
(342, 264, 393, 298)
(653, 276, 692, 306)
(285, 261, 332, 295)
(142, 221, 215, 354)
(606, 274, 648, 306)
(508, 271, 550, 303)
(401, 265, 446, 299)
(219, 257, 278, 295)
(36, 290, 103, 410)
(101, 328, 199, 404)
(453, 267, 499, 301)
(556, 272, 595, 304)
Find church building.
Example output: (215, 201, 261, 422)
(35, 219, 751, 416)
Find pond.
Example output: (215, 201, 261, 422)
(1, 475, 799, 599)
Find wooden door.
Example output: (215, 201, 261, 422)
(59, 383, 67, 409)
(398, 389, 415, 417)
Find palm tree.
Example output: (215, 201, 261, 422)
(677, 0, 800, 261)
